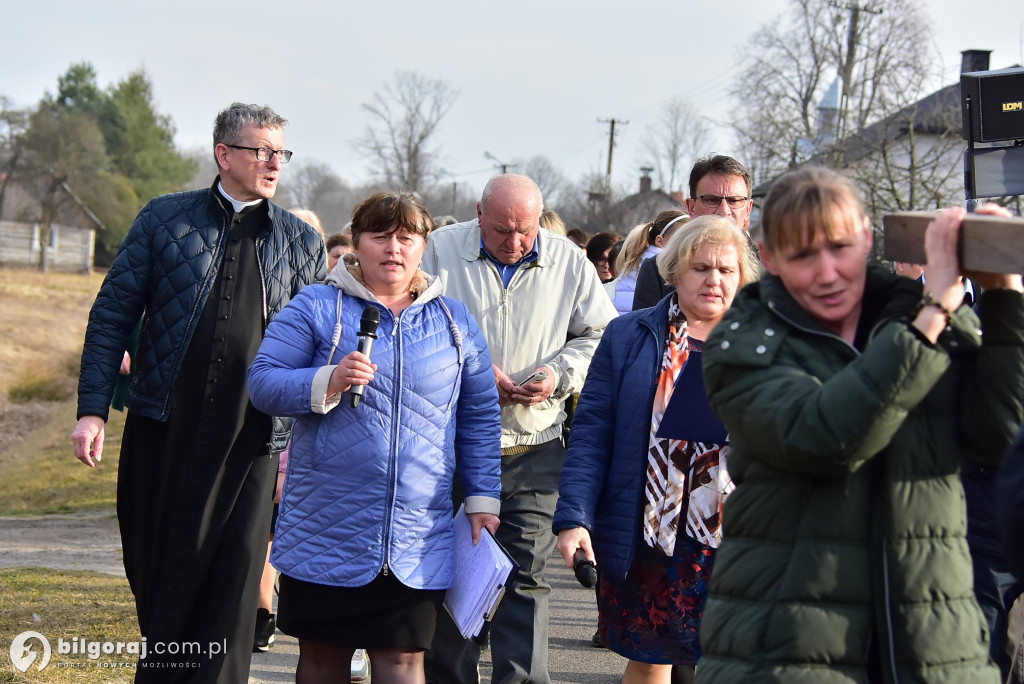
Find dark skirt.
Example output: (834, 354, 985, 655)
(598, 535, 715, 665)
(277, 572, 445, 650)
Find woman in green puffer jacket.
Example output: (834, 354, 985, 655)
(697, 166, 1024, 684)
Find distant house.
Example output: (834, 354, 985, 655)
(584, 169, 686, 235)
(0, 176, 102, 272)
(752, 50, 1009, 233)
(615, 169, 686, 231)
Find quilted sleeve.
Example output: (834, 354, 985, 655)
(704, 306, 952, 478)
(553, 322, 621, 532)
(451, 301, 502, 504)
(77, 202, 157, 421)
(248, 287, 325, 417)
(959, 289, 1024, 463)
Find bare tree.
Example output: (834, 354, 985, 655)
(283, 160, 349, 209)
(843, 83, 966, 255)
(419, 180, 480, 222)
(638, 97, 710, 193)
(555, 170, 638, 234)
(730, 0, 981, 250)
(731, 0, 935, 183)
(355, 71, 457, 194)
(517, 155, 567, 207)
(278, 159, 356, 232)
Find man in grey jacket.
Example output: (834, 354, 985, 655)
(422, 174, 616, 684)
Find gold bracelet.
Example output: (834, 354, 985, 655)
(916, 291, 953, 322)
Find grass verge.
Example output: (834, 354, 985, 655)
(0, 568, 138, 684)
(8, 371, 77, 404)
(0, 398, 125, 516)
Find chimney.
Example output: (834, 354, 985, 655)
(961, 49, 991, 74)
(639, 166, 653, 194)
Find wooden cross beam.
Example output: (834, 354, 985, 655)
(882, 211, 1024, 274)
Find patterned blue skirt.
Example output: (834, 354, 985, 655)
(597, 535, 715, 665)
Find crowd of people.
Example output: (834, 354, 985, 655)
(71, 101, 1024, 684)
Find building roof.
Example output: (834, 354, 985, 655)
(753, 79, 964, 197)
(0, 177, 103, 230)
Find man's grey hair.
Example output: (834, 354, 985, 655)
(480, 174, 544, 213)
(213, 103, 287, 154)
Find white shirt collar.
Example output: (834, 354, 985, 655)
(217, 181, 263, 213)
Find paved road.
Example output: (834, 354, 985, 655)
(0, 513, 125, 576)
(249, 555, 627, 683)
(0, 514, 627, 682)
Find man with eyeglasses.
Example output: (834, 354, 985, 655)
(71, 102, 325, 683)
(633, 155, 755, 310)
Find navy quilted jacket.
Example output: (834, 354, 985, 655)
(77, 182, 326, 442)
(553, 294, 669, 579)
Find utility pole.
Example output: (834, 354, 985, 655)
(830, 1, 882, 141)
(598, 118, 628, 189)
(484, 151, 515, 175)
(451, 181, 457, 216)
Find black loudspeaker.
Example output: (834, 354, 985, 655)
(966, 144, 1024, 198)
(961, 67, 1024, 142)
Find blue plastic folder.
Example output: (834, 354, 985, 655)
(655, 350, 728, 444)
(444, 505, 517, 638)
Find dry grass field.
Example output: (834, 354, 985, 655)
(0, 266, 103, 451)
(0, 267, 103, 400)
(0, 569, 139, 684)
(0, 266, 140, 683)
(0, 266, 126, 515)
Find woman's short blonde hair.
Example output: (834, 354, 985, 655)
(759, 166, 866, 255)
(657, 215, 760, 288)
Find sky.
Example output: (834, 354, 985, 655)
(4, 0, 1023, 203)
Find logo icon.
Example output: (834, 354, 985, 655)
(10, 631, 51, 672)
(1004, 101, 1023, 112)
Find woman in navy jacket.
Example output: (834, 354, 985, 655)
(554, 217, 759, 684)
(248, 192, 501, 684)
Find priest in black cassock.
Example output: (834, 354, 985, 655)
(71, 102, 326, 683)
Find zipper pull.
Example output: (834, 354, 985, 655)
(382, 564, 389, 577)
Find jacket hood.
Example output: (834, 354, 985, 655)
(325, 262, 443, 306)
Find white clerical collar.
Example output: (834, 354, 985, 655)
(218, 181, 263, 213)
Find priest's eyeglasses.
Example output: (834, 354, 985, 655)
(226, 145, 293, 163)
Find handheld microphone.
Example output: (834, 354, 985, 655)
(350, 306, 380, 408)
(573, 549, 598, 588)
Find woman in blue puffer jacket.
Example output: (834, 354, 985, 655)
(248, 191, 502, 684)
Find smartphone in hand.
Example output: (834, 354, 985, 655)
(517, 370, 549, 386)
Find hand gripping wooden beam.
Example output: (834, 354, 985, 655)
(883, 211, 1024, 274)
